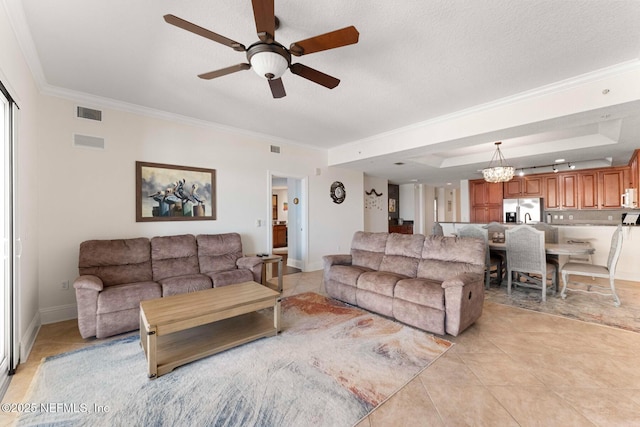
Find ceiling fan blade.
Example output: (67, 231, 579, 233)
(290, 63, 340, 89)
(198, 63, 251, 80)
(289, 26, 359, 57)
(164, 14, 246, 52)
(251, 0, 275, 43)
(268, 78, 286, 98)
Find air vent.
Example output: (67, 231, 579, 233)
(73, 134, 105, 150)
(270, 145, 281, 154)
(76, 106, 102, 121)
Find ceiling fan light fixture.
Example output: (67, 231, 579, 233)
(482, 142, 514, 183)
(247, 43, 291, 80)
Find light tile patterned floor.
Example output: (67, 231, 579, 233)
(2, 271, 639, 426)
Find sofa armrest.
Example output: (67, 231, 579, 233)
(441, 272, 483, 289)
(73, 275, 104, 339)
(73, 275, 104, 291)
(237, 256, 263, 283)
(441, 272, 484, 337)
(322, 254, 352, 284)
(323, 254, 352, 267)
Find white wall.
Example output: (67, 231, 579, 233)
(32, 94, 363, 323)
(363, 175, 388, 232)
(1, 2, 41, 360)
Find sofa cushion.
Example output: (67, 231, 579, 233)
(151, 234, 200, 281)
(208, 269, 254, 287)
(418, 236, 485, 282)
(394, 278, 445, 310)
(159, 274, 212, 296)
(328, 265, 372, 287)
(97, 281, 161, 314)
(79, 238, 152, 286)
(357, 271, 406, 297)
(351, 231, 388, 270)
(385, 233, 425, 257)
(379, 255, 420, 277)
(197, 233, 244, 274)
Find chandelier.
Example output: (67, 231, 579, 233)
(482, 142, 514, 183)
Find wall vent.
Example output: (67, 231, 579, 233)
(270, 145, 281, 154)
(76, 106, 102, 121)
(73, 134, 105, 150)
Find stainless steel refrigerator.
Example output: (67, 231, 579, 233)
(502, 198, 544, 223)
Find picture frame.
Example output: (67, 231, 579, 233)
(136, 161, 216, 222)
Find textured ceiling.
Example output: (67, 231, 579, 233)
(6, 0, 640, 184)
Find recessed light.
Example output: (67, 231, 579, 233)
(446, 182, 452, 185)
(554, 158, 565, 163)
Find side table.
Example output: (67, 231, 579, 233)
(258, 254, 283, 293)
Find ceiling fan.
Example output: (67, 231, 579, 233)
(163, 0, 359, 98)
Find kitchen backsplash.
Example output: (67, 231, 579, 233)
(544, 209, 635, 225)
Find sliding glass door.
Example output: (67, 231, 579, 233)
(0, 81, 16, 396)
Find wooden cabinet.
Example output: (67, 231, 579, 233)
(600, 169, 626, 208)
(543, 175, 559, 209)
(503, 176, 543, 198)
(470, 179, 503, 223)
(578, 168, 626, 209)
(578, 171, 599, 209)
(389, 224, 413, 234)
(629, 149, 639, 192)
(273, 224, 287, 248)
(559, 173, 578, 209)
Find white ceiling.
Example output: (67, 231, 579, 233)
(5, 0, 640, 185)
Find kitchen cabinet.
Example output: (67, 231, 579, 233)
(578, 171, 599, 209)
(600, 169, 626, 208)
(578, 168, 627, 209)
(470, 179, 503, 223)
(503, 176, 543, 198)
(629, 149, 639, 192)
(543, 175, 559, 209)
(559, 173, 579, 209)
(273, 224, 287, 248)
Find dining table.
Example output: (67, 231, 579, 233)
(488, 241, 595, 256)
(488, 240, 595, 287)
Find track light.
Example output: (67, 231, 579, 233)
(568, 162, 576, 169)
(552, 165, 558, 173)
(518, 169, 525, 177)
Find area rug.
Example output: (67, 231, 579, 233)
(485, 283, 640, 333)
(18, 292, 452, 426)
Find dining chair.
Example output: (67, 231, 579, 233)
(458, 225, 504, 289)
(560, 225, 623, 307)
(484, 221, 507, 278)
(505, 225, 557, 302)
(533, 222, 560, 284)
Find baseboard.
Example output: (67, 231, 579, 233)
(287, 257, 303, 270)
(40, 303, 78, 325)
(20, 311, 41, 363)
(305, 260, 323, 272)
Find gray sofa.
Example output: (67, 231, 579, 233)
(73, 233, 262, 339)
(323, 231, 486, 336)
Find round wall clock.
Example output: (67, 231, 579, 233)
(330, 181, 346, 204)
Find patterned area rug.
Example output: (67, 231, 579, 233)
(19, 293, 451, 426)
(485, 282, 640, 333)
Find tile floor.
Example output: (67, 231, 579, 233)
(2, 271, 639, 426)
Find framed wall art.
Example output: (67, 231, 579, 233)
(136, 161, 216, 222)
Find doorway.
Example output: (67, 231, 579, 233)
(270, 173, 307, 276)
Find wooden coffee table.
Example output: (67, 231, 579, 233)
(139, 281, 280, 379)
